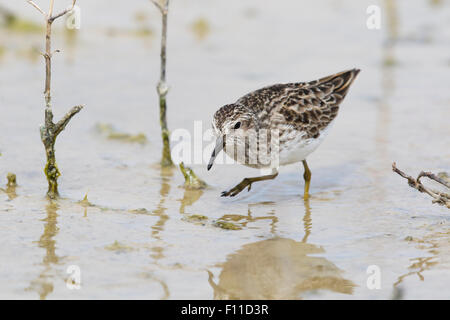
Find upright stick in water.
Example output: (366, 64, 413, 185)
(27, 0, 83, 199)
(150, 0, 173, 167)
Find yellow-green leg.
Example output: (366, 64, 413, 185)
(221, 172, 279, 197)
(302, 160, 311, 200)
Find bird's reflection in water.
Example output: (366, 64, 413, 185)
(219, 208, 278, 233)
(208, 199, 355, 299)
(25, 201, 61, 300)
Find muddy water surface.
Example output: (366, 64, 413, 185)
(0, 0, 449, 299)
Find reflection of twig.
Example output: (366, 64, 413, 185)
(0, 173, 18, 199)
(394, 255, 438, 287)
(25, 201, 61, 299)
(392, 162, 450, 208)
(219, 209, 278, 232)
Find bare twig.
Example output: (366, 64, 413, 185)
(49, 0, 76, 22)
(27, 0, 76, 22)
(417, 171, 450, 189)
(150, 0, 165, 14)
(28, 0, 83, 199)
(54, 105, 83, 136)
(48, 0, 54, 17)
(151, 0, 173, 167)
(392, 162, 450, 209)
(27, 0, 46, 16)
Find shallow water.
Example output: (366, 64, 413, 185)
(0, 0, 449, 299)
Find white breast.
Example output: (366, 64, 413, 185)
(221, 122, 334, 170)
(278, 122, 334, 166)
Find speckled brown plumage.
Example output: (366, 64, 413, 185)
(228, 68, 359, 139)
(209, 69, 360, 197)
(211, 68, 360, 169)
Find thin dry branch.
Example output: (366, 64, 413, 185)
(392, 162, 450, 209)
(49, 0, 76, 22)
(27, 0, 83, 199)
(151, 0, 173, 167)
(27, 0, 76, 21)
(417, 171, 450, 189)
(48, 0, 54, 17)
(27, 0, 46, 16)
(152, 0, 169, 92)
(150, 0, 166, 14)
(54, 105, 83, 136)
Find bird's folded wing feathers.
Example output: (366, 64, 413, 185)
(237, 69, 360, 139)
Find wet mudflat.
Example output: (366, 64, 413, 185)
(0, 0, 449, 299)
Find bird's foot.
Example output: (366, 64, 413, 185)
(221, 178, 252, 197)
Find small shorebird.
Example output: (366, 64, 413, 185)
(207, 69, 360, 198)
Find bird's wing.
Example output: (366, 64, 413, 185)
(238, 69, 360, 139)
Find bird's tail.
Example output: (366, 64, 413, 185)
(314, 68, 360, 98)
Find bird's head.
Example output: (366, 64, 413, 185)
(208, 103, 259, 170)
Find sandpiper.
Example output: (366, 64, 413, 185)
(207, 69, 360, 198)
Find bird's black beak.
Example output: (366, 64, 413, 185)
(207, 136, 224, 171)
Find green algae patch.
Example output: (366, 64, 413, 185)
(108, 131, 147, 143)
(190, 17, 210, 40)
(133, 11, 154, 37)
(1, 4, 40, 33)
(6, 173, 17, 187)
(214, 221, 242, 231)
(134, 27, 153, 37)
(179, 162, 207, 190)
(129, 208, 151, 215)
(104, 241, 135, 252)
(383, 56, 397, 67)
(182, 214, 209, 226)
(4, 14, 43, 33)
(9, 19, 42, 33)
(96, 123, 147, 144)
(78, 193, 94, 207)
(0, 46, 5, 58)
(187, 214, 208, 221)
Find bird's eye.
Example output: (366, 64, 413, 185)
(234, 122, 241, 129)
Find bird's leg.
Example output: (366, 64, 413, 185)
(221, 172, 279, 197)
(302, 160, 311, 200)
